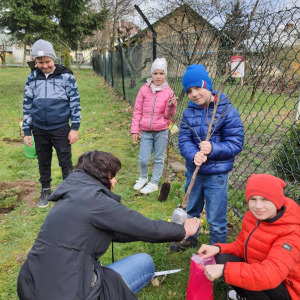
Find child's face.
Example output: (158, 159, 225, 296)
(35, 56, 55, 74)
(151, 69, 166, 86)
(187, 87, 213, 108)
(248, 195, 277, 220)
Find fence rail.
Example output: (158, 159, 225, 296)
(92, 7, 300, 226)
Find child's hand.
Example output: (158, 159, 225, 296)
(193, 151, 207, 166)
(169, 95, 178, 106)
(200, 141, 212, 155)
(198, 244, 220, 259)
(68, 130, 78, 144)
(204, 264, 224, 281)
(132, 133, 139, 144)
(24, 136, 33, 147)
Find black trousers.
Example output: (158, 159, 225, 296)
(32, 125, 73, 189)
(215, 253, 291, 300)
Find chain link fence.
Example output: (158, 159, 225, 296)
(92, 7, 300, 227)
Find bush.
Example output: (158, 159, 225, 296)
(63, 49, 71, 69)
(272, 122, 300, 182)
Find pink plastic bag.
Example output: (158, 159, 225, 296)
(186, 254, 216, 300)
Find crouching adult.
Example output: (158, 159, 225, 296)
(17, 150, 200, 300)
(198, 174, 300, 300)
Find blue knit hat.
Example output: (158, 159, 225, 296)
(182, 64, 213, 93)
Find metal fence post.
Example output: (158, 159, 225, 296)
(153, 32, 157, 61)
(111, 51, 114, 88)
(119, 43, 126, 100)
(134, 4, 157, 61)
(104, 53, 107, 82)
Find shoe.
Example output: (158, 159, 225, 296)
(133, 177, 148, 191)
(140, 182, 158, 194)
(168, 237, 199, 252)
(227, 290, 246, 300)
(37, 189, 51, 208)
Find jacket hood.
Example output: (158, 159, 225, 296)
(35, 64, 73, 77)
(53, 64, 73, 75)
(49, 169, 121, 203)
(188, 91, 230, 109)
(266, 197, 300, 226)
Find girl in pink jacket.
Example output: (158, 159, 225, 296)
(131, 58, 177, 194)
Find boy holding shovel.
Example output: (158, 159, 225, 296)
(169, 64, 244, 251)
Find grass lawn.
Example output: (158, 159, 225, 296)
(0, 68, 230, 300)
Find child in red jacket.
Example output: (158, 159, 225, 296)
(131, 58, 177, 194)
(198, 174, 300, 300)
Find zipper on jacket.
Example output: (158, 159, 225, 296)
(45, 78, 48, 127)
(200, 108, 206, 139)
(244, 220, 260, 263)
(90, 265, 97, 291)
(150, 95, 157, 131)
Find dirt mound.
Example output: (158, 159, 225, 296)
(0, 180, 38, 215)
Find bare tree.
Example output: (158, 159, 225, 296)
(0, 32, 14, 69)
(93, 0, 143, 52)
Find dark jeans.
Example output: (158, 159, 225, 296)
(32, 125, 73, 189)
(215, 253, 291, 300)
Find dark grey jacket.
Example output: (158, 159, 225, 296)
(17, 170, 185, 300)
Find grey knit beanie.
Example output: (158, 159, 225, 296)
(32, 39, 56, 60)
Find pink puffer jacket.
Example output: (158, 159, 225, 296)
(131, 83, 177, 134)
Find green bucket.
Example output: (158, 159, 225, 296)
(24, 136, 37, 159)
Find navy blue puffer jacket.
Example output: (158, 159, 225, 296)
(178, 91, 244, 174)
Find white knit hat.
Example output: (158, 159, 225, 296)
(151, 58, 167, 75)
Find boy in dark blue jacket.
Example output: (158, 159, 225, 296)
(22, 39, 81, 208)
(169, 64, 244, 251)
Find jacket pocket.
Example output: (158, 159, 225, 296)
(31, 100, 46, 125)
(213, 174, 226, 186)
(47, 99, 70, 126)
(84, 265, 102, 300)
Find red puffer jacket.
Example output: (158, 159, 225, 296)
(216, 197, 300, 300)
(131, 83, 176, 134)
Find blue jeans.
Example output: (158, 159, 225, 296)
(185, 170, 228, 245)
(139, 130, 169, 184)
(106, 253, 155, 295)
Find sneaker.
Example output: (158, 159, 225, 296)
(168, 237, 199, 252)
(227, 290, 246, 300)
(140, 182, 158, 194)
(133, 177, 148, 191)
(37, 189, 51, 208)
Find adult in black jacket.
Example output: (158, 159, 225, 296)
(17, 151, 200, 300)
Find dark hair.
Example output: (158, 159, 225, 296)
(75, 151, 121, 190)
(186, 86, 201, 94)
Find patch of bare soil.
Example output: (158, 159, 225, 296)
(2, 137, 24, 147)
(0, 180, 38, 216)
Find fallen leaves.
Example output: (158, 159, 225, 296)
(199, 227, 210, 235)
(151, 278, 159, 286)
(85, 128, 96, 133)
(151, 274, 169, 287)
